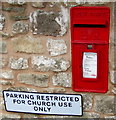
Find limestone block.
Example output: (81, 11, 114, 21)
(12, 36, 44, 53)
(112, 87, 116, 94)
(47, 39, 67, 56)
(94, 96, 115, 114)
(0, 70, 14, 79)
(0, 41, 7, 54)
(52, 72, 71, 87)
(42, 88, 66, 93)
(0, 113, 21, 119)
(82, 94, 93, 111)
(30, 6, 69, 36)
(0, 56, 8, 68)
(32, 56, 70, 72)
(8, 86, 37, 92)
(111, 71, 116, 84)
(0, 80, 14, 86)
(17, 73, 49, 87)
(9, 57, 28, 69)
(12, 21, 29, 34)
(2, 7, 25, 13)
(0, 14, 5, 31)
(7, 0, 26, 5)
(32, 2, 45, 8)
(83, 112, 100, 118)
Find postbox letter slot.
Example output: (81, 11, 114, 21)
(74, 24, 106, 28)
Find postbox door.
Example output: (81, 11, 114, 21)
(72, 43, 108, 93)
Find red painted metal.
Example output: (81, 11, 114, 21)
(70, 7, 110, 93)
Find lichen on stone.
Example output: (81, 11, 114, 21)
(52, 72, 71, 87)
(30, 6, 69, 36)
(0, 14, 5, 31)
(43, 88, 66, 93)
(7, 0, 26, 5)
(32, 2, 45, 8)
(82, 94, 93, 111)
(110, 71, 116, 84)
(0, 70, 14, 79)
(7, 87, 37, 92)
(0, 32, 11, 39)
(17, 73, 49, 87)
(94, 96, 115, 114)
(32, 56, 70, 72)
(9, 57, 28, 69)
(2, 7, 25, 13)
(0, 56, 8, 68)
(0, 41, 7, 54)
(11, 15, 29, 21)
(55, 6, 69, 36)
(0, 80, 14, 86)
(12, 21, 29, 34)
(47, 38, 67, 56)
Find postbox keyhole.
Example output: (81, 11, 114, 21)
(87, 45, 93, 49)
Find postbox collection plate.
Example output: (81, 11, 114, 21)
(71, 7, 110, 93)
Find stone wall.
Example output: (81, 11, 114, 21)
(0, 1, 115, 119)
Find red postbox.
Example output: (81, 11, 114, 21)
(71, 7, 110, 93)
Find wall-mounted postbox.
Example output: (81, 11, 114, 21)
(70, 7, 110, 93)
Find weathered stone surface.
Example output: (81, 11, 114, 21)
(94, 96, 115, 114)
(0, 14, 5, 30)
(23, 114, 38, 119)
(12, 21, 29, 34)
(0, 80, 14, 85)
(114, 46, 116, 62)
(2, 7, 25, 13)
(9, 57, 28, 69)
(7, 0, 26, 5)
(0, 97, 5, 110)
(0, 70, 14, 79)
(30, 6, 68, 36)
(42, 88, 66, 93)
(83, 112, 100, 118)
(30, 10, 59, 36)
(0, 56, 8, 68)
(62, 112, 99, 119)
(0, 41, 7, 53)
(111, 71, 116, 84)
(113, 6, 116, 38)
(55, 6, 69, 36)
(8, 86, 37, 92)
(47, 39, 67, 56)
(11, 15, 29, 21)
(112, 86, 116, 94)
(32, 56, 70, 72)
(82, 94, 93, 111)
(17, 73, 49, 87)
(112, 62, 116, 70)
(0, 113, 21, 119)
(104, 116, 116, 119)
(0, 86, 3, 96)
(64, 2, 78, 7)
(52, 72, 71, 87)
(0, 31, 11, 39)
(12, 36, 44, 53)
(48, 2, 60, 7)
(32, 2, 45, 8)
(0, 2, 2, 11)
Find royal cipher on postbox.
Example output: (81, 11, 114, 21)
(70, 7, 110, 93)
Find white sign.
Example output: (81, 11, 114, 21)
(83, 52, 97, 78)
(3, 91, 83, 116)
